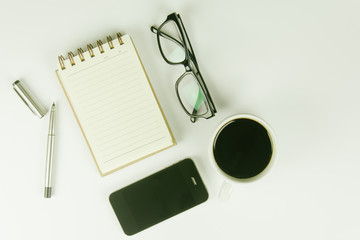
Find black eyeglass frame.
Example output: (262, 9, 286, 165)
(151, 12, 217, 122)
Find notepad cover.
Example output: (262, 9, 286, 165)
(56, 34, 176, 176)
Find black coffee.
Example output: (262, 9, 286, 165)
(213, 118, 273, 179)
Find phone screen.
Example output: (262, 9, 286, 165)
(109, 159, 208, 235)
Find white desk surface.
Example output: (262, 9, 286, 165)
(1, 0, 360, 239)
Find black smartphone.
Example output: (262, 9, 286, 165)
(109, 158, 208, 236)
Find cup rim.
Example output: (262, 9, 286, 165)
(209, 114, 277, 183)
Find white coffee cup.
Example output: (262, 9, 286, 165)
(209, 114, 277, 201)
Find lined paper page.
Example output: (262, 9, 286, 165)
(56, 35, 175, 175)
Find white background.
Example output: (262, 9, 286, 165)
(1, 0, 360, 239)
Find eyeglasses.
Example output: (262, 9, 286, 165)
(151, 12, 217, 123)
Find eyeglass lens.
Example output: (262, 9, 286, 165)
(177, 72, 208, 116)
(158, 20, 186, 64)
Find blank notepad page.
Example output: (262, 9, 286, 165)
(56, 34, 175, 175)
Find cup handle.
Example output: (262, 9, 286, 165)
(219, 181, 233, 202)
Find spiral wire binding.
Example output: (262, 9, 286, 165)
(117, 33, 124, 45)
(68, 52, 75, 66)
(97, 40, 104, 53)
(87, 44, 95, 58)
(77, 48, 85, 62)
(107, 36, 114, 49)
(58, 33, 124, 70)
(58, 55, 66, 70)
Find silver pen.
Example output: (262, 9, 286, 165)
(44, 103, 56, 198)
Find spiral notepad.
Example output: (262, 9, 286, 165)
(56, 33, 176, 176)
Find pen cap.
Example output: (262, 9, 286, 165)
(12, 80, 47, 118)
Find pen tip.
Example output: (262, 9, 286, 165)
(44, 187, 52, 198)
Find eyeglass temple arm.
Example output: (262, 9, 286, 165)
(150, 26, 198, 65)
(177, 15, 199, 66)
